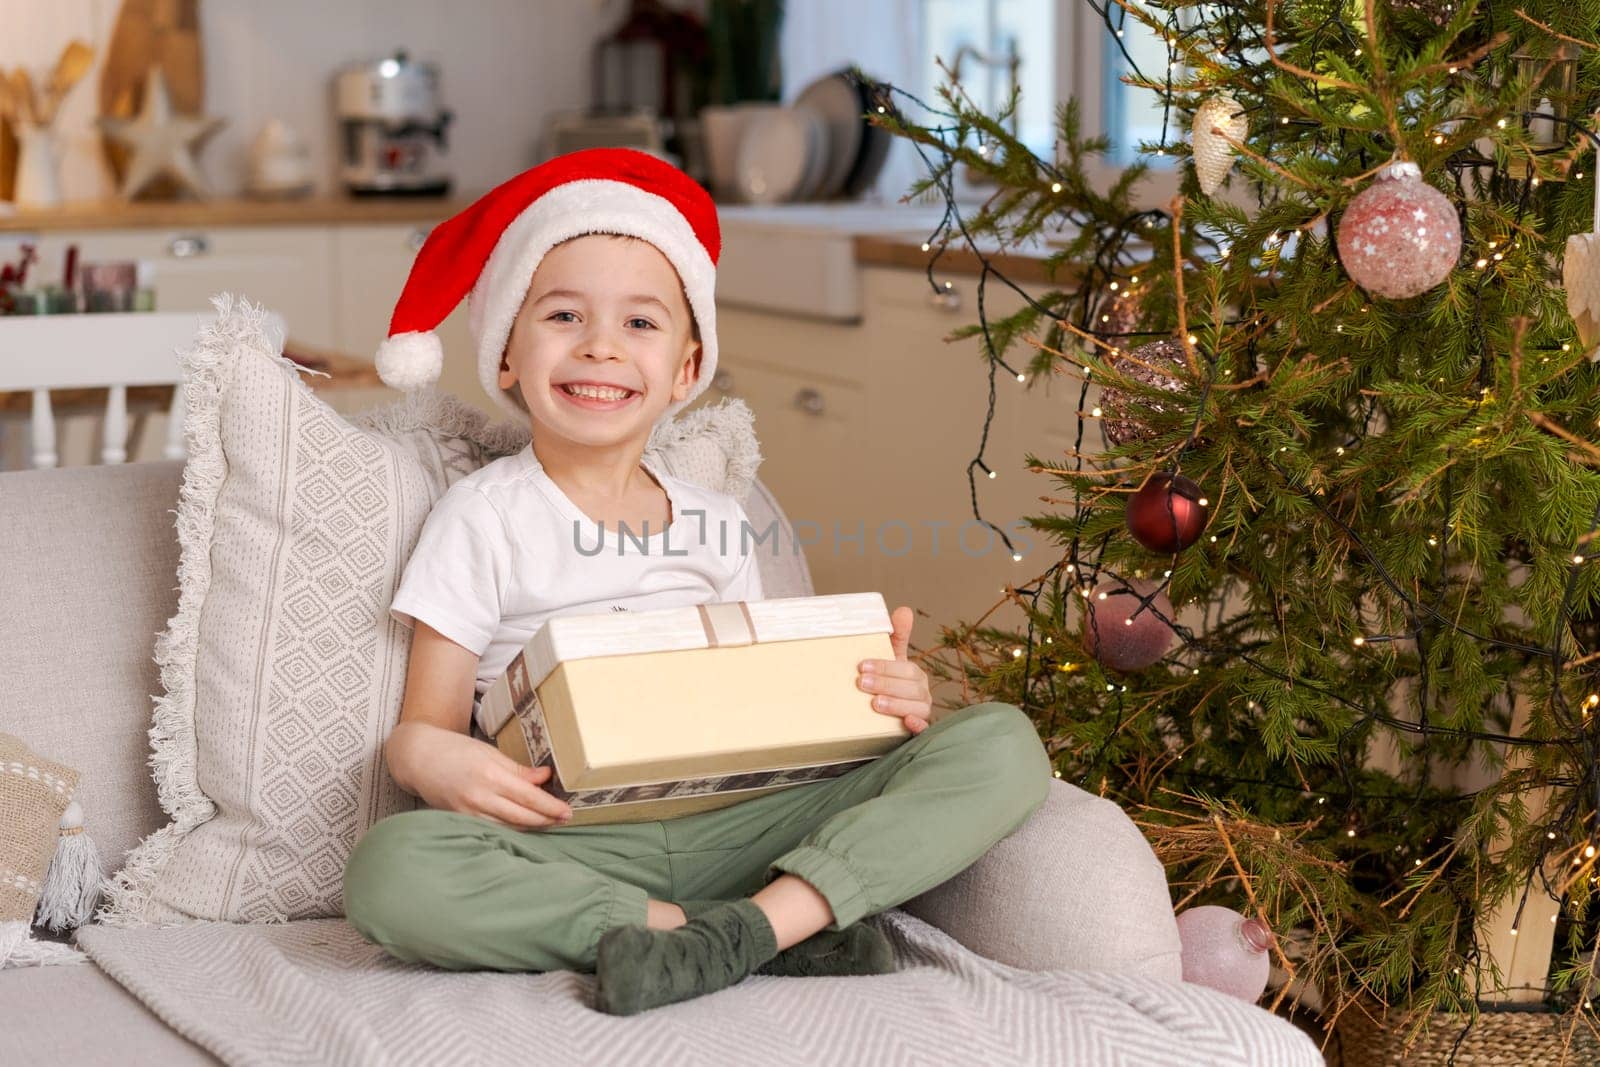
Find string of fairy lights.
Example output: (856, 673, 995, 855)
(849, 0, 1600, 1010)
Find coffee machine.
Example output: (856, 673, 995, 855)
(334, 50, 453, 196)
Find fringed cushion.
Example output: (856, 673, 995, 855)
(98, 295, 760, 926)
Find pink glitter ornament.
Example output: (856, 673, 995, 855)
(1176, 905, 1274, 1003)
(1080, 579, 1175, 672)
(1336, 161, 1461, 299)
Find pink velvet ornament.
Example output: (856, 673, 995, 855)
(1336, 161, 1461, 300)
(1176, 905, 1274, 1003)
(1080, 579, 1175, 671)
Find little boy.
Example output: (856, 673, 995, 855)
(342, 148, 1052, 1016)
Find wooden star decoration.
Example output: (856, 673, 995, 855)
(97, 66, 226, 200)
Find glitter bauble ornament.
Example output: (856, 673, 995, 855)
(1099, 339, 1189, 447)
(1566, 232, 1600, 358)
(1081, 579, 1175, 672)
(1127, 472, 1209, 554)
(1336, 161, 1461, 299)
(1093, 284, 1144, 343)
(1177, 906, 1274, 1003)
(1191, 95, 1248, 196)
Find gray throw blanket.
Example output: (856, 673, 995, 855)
(77, 909, 1322, 1065)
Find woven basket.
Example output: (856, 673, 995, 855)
(1331, 1001, 1600, 1065)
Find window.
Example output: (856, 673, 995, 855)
(911, 1, 1182, 206)
(1100, 6, 1183, 166)
(921, 0, 1057, 162)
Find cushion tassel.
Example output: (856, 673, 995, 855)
(33, 800, 105, 934)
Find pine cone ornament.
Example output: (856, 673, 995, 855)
(1191, 96, 1248, 196)
(1099, 338, 1190, 447)
(1565, 233, 1600, 359)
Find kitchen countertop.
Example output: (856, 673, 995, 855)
(0, 195, 476, 233)
(715, 201, 1069, 284)
(853, 232, 1066, 284)
(0, 195, 1067, 280)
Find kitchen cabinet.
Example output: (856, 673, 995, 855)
(5, 217, 468, 467)
(698, 357, 873, 599)
(695, 262, 1079, 676)
(49, 226, 340, 348)
(859, 266, 1078, 651)
(40, 220, 480, 402)
(331, 223, 476, 409)
(715, 303, 875, 387)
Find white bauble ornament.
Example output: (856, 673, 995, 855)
(1191, 96, 1248, 196)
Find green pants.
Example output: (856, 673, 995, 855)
(343, 701, 1050, 973)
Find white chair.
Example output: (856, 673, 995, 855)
(0, 310, 285, 470)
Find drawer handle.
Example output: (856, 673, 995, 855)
(712, 370, 735, 392)
(169, 234, 209, 258)
(930, 288, 961, 312)
(794, 387, 825, 415)
(407, 227, 431, 251)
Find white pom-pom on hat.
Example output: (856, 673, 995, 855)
(375, 330, 444, 391)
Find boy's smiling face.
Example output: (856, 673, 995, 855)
(497, 233, 701, 446)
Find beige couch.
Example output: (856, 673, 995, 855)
(0, 458, 1320, 1064)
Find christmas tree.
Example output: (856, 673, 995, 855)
(859, 0, 1600, 1054)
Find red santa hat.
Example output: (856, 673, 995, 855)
(375, 146, 720, 423)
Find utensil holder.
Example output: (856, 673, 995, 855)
(15, 126, 63, 210)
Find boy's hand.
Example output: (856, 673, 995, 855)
(393, 722, 573, 830)
(858, 605, 932, 735)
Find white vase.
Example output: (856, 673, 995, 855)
(15, 126, 63, 210)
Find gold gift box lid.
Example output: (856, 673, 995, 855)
(475, 591, 897, 740)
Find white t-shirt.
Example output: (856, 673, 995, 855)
(390, 442, 766, 724)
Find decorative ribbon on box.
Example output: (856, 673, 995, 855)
(477, 592, 909, 825)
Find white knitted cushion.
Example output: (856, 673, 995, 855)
(98, 295, 760, 925)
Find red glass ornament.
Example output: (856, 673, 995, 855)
(1127, 472, 1209, 554)
(1080, 579, 1175, 672)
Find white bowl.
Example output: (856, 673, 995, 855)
(735, 106, 814, 205)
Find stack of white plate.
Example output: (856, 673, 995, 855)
(699, 68, 893, 205)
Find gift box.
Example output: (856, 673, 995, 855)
(477, 592, 910, 825)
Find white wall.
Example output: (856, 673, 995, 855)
(0, 0, 650, 200)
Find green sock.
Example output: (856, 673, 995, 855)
(594, 898, 778, 1016)
(675, 899, 897, 978)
